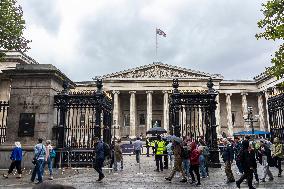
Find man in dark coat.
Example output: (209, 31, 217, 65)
(236, 140, 257, 189)
(222, 139, 235, 183)
(93, 137, 105, 182)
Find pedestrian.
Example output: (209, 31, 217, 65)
(166, 141, 173, 163)
(199, 139, 210, 177)
(272, 137, 283, 177)
(93, 137, 106, 182)
(181, 139, 190, 177)
(163, 137, 169, 169)
(165, 140, 187, 182)
(3, 141, 22, 179)
(31, 138, 46, 184)
(189, 141, 201, 186)
(114, 139, 123, 171)
(221, 138, 235, 183)
(236, 140, 257, 189)
(234, 137, 244, 175)
(154, 135, 165, 172)
(45, 140, 55, 180)
(259, 140, 274, 182)
(250, 141, 259, 184)
(133, 137, 143, 163)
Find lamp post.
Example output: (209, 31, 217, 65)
(244, 106, 259, 136)
(112, 120, 120, 172)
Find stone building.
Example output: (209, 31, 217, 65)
(0, 51, 283, 140)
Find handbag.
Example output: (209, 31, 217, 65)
(32, 145, 44, 165)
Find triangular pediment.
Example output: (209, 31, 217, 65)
(102, 62, 223, 79)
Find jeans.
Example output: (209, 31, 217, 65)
(155, 155, 163, 171)
(236, 160, 244, 174)
(262, 156, 273, 180)
(237, 169, 254, 189)
(135, 150, 141, 163)
(189, 164, 201, 184)
(31, 159, 45, 182)
(182, 159, 190, 176)
(274, 157, 282, 175)
(46, 157, 53, 176)
(199, 155, 207, 177)
(94, 158, 104, 179)
(114, 160, 123, 171)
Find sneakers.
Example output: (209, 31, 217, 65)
(165, 177, 171, 181)
(97, 175, 105, 182)
(269, 177, 274, 181)
(196, 183, 201, 186)
(3, 174, 8, 179)
(180, 178, 187, 183)
(236, 181, 240, 188)
(48, 176, 53, 180)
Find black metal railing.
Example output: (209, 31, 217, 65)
(0, 101, 9, 145)
(268, 90, 284, 144)
(169, 78, 220, 167)
(54, 79, 112, 167)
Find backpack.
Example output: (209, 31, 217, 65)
(181, 145, 189, 159)
(103, 142, 111, 157)
(50, 149, 56, 158)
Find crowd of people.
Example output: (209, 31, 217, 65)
(3, 138, 55, 184)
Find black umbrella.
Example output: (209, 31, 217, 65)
(146, 127, 167, 135)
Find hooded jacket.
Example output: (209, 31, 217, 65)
(190, 142, 200, 165)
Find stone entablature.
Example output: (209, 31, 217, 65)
(101, 62, 223, 80)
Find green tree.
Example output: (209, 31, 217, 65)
(256, 0, 284, 79)
(0, 0, 31, 59)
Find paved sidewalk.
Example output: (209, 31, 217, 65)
(0, 155, 284, 189)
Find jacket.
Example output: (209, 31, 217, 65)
(240, 140, 257, 170)
(222, 143, 234, 162)
(272, 143, 284, 158)
(34, 143, 46, 160)
(189, 142, 200, 165)
(10, 147, 22, 161)
(114, 143, 123, 162)
(173, 144, 182, 160)
(95, 141, 105, 160)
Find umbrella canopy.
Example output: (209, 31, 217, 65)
(171, 136, 183, 143)
(233, 130, 270, 136)
(146, 127, 167, 135)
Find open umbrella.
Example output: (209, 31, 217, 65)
(146, 127, 167, 135)
(171, 136, 183, 143)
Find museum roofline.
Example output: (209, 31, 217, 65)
(0, 50, 39, 65)
(221, 80, 256, 84)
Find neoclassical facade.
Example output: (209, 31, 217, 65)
(0, 51, 283, 139)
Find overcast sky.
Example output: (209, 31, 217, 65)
(20, 0, 280, 81)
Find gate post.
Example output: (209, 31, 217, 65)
(172, 79, 181, 137)
(94, 79, 103, 139)
(207, 78, 221, 168)
(56, 81, 69, 148)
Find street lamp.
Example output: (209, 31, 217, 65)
(243, 106, 259, 135)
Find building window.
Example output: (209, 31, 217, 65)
(232, 112, 236, 126)
(139, 114, 145, 125)
(124, 114, 130, 126)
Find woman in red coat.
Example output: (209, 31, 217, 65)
(189, 142, 201, 186)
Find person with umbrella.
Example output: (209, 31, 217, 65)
(165, 137, 187, 183)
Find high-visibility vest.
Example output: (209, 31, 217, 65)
(156, 140, 165, 155)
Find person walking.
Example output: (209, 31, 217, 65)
(259, 140, 274, 182)
(163, 138, 169, 169)
(45, 140, 55, 180)
(93, 137, 106, 182)
(234, 137, 244, 175)
(154, 135, 166, 172)
(165, 140, 187, 182)
(222, 138, 235, 183)
(166, 141, 173, 165)
(199, 139, 210, 177)
(31, 138, 46, 184)
(114, 139, 123, 171)
(3, 142, 22, 179)
(181, 139, 190, 177)
(272, 137, 283, 177)
(236, 140, 257, 189)
(133, 137, 143, 163)
(189, 142, 201, 186)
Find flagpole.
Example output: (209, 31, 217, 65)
(155, 28, 158, 61)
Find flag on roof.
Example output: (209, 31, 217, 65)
(156, 28, 166, 37)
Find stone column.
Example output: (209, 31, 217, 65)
(163, 91, 169, 133)
(226, 93, 233, 136)
(215, 94, 221, 137)
(146, 91, 153, 132)
(112, 90, 120, 138)
(241, 92, 249, 130)
(257, 92, 265, 131)
(129, 91, 136, 138)
(264, 91, 270, 131)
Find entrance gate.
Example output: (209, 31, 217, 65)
(268, 88, 284, 143)
(54, 79, 112, 167)
(169, 78, 220, 167)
